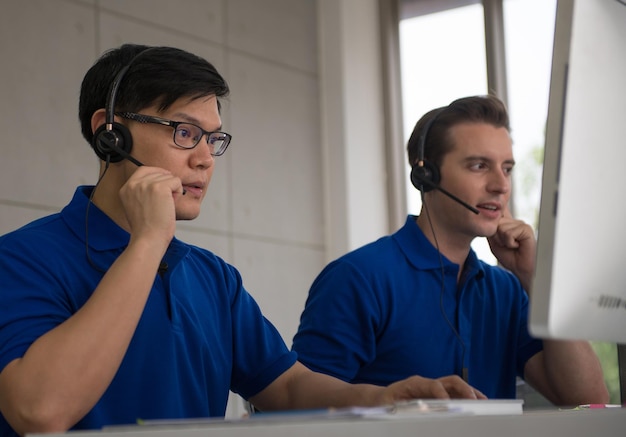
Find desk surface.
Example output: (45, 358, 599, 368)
(27, 407, 626, 437)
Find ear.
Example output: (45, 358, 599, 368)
(91, 109, 107, 135)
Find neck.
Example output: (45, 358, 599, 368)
(415, 214, 472, 268)
(90, 171, 131, 233)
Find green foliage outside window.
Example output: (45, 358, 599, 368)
(592, 342, 620, 403)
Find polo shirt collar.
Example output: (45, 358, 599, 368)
(61, 186, 191, 273)
(393, 215, 485, 279)
(61, 185, 132, 251)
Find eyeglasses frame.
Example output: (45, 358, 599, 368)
(116, 112, 232, 156)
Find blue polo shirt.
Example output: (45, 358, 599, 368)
(292, 215, 542, 399)
(0, 186, 296, 436)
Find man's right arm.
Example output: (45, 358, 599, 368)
(0, 167, 180, 435)
(0, 236, 165, 435)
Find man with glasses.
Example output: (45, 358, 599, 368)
(0, 44, 480, 437)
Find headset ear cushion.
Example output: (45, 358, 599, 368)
(91, 122, 133, 162)
(411, 160, 441, 193)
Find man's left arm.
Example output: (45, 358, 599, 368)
(523, 342, 609, 406)
(488, 209, 609, 406)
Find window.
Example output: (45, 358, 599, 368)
(503, 0, 555, 229)
(399, 1, 492, 262)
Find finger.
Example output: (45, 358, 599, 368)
(425, 380, 453, 400)
(474, 388, 488, 400)
(499, 230, 521, 249)
(440, 375, 483, 399)
(487, 231, 505, 249)
(400, 376, 451, 400)
(491, 220, 526, 248)
(444, 382, 478, 399)
(133, 170, 183, 197)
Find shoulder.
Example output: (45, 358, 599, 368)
(328, 216, 418, 270)
(336, 234, 402, 268)
(313, 236, 401, 289)
(308, 236, 409, 313)
(481, 260, 523, 287)
(180, 242, 243, 283)
(475, 259, 529, 305)
(0, 213, 67, 257)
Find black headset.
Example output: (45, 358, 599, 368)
(410, 108, 445, 193)
(91, 48, 157, 165)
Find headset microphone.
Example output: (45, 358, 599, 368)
(411, 169, 479, 214)
(410, 108, 479, 215)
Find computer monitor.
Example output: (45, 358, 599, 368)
(529, 0, 626, 343)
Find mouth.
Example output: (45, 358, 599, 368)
(182, 182, 205, 197)
(476, 202, 501, 214)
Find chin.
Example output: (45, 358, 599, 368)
(480, 226, 499, 238)
(176, 210, 201, 221)
(469, 221, 496, 238)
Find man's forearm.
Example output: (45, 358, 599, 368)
(542, 339, 609, 405)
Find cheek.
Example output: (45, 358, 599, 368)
(152, 150, 187, 170)
(443, 174, 475, 194)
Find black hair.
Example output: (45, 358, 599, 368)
(79, 43, 230, 146)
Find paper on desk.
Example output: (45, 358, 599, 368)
(389, 399, 524, 417)
(109, 399, 523, 431)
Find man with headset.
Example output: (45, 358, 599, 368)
(292, 95, 609, 406)
(0, 44, 481, 437)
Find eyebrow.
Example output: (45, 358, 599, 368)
(170, 112, 223, 131)
(464, 155, 516, 166)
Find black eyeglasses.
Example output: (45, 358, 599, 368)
(117, 112, 232, 156)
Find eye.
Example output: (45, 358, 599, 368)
(174, 124, 203, 147)
(469, 161, 487, 171)
(176, 125, 195, 139)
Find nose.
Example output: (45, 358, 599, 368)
(190, 140, 215, 169)
(487, 168, 510, 194)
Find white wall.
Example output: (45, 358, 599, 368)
(0, 0, 392, 418)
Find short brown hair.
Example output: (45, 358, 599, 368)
(407, 95, 510, 169)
